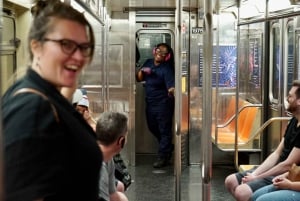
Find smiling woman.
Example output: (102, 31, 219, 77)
(29, 1, 95, 87)
(1, 1, 102, 201)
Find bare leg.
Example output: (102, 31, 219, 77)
(225, 173, 240, 195)
(234, 183, 253, 201)
(116, 180, 125, 192)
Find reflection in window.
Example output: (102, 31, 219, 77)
(271, 25, 280, 101)
(286, 23, 294, 97)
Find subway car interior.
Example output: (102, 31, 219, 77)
(2, 0, 300, 200)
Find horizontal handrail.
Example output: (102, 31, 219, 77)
(235, 116, 292, 170)
(213, 104, 263, 149)
(242, 116, 292, 144)
(216, 104, 262, 128)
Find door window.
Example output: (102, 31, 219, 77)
(137, 32, 172, 66)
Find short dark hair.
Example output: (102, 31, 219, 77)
(96, 112, 128, 145)
(292, 80, 300, 99)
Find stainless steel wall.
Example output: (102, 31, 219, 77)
(106, 18, 135, 164)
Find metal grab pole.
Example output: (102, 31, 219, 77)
(175, 0, 182, 200)
(202, 0, 213, 200)
(0, 0, 5, 199)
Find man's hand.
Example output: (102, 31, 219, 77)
(273, 177, 292, 190)
(168, 87, 175, 97)
(241, 172, 256, 183)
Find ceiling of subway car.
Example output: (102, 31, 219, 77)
(108, 0, 238, 12)
(3, 0, 238, 14)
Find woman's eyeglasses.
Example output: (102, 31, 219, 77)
(43, 38, 93, 57)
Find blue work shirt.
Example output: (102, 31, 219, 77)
(142, 59, 175, 106)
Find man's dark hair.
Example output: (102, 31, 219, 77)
(96, 112, 128, 145)
(292, 80, 300, 99)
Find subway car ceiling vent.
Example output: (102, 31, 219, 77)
(124, 7, 175, 13)
(136, 10, 175, 16)
(135, 10, 175, 23)
(140, 23, 168, 28)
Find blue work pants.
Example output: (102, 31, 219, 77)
(145, 101, 174, 159)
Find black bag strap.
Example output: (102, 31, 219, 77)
(13, 88, 59, 122)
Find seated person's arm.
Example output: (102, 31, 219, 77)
(136, 67, 144, 82)
(252, 138, 284, 176)
(288, 181, 300, 191)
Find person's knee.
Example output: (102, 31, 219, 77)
(117, 192, 128, 201)
(235, 184, 252, 201)
(110, 191, 128, 201)
(224, 174, 237, 190)
(116, 181, 125, 192)
(224, 175, 231, 187)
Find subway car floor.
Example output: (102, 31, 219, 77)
(125, 154, 235, 201)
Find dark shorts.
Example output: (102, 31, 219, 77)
(235, 168, 274, 192)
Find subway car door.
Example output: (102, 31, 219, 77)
(135, 25, 175, 155)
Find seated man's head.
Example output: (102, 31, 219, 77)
(72, 89, 83, 107)
(76, 95, 90, 119)
(96, 112, 128, 159)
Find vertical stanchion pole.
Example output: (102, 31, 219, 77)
(175, 0, 182, 200)
(0, 1, 5, 200)
(202, 0, 213, 200)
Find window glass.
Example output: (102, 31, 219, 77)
(138, 33, 172, 65)
(271, 25, 280, 102)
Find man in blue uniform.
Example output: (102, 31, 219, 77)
(136, 43, 175, 168)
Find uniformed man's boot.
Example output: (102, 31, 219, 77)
(153, 157, 169, 168)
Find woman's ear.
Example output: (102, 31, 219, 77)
(31, 39, 42, 56)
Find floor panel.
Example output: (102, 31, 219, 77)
(125, 155, 235, 201)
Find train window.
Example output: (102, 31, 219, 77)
(284, 20, 294, 109)
(137, 32, 173, 66)
(269, 23, 280, 104)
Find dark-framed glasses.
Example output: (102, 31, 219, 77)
(43, 38, 93, 57)
(155, 48, 168, 57)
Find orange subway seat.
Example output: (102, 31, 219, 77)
(212, 100, 258, 145)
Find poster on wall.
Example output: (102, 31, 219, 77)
(199, 45, 237, 87)
(248, 37, 261, 88)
